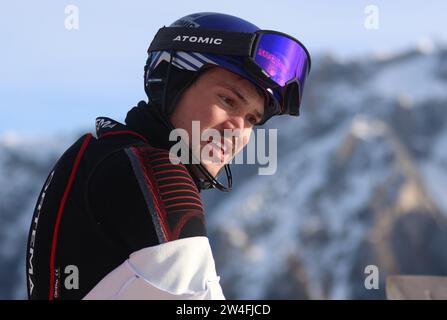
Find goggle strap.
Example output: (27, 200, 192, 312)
(148, 27, 255, 56)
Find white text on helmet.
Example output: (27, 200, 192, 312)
(173, 35, 223, 45)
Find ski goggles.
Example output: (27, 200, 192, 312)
(148, 27, 311, 123)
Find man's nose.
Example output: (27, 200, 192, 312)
(221, 117, 249, 150)
(223, 115, 245, 131)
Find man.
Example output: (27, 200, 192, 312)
(26, 12, 311, 299)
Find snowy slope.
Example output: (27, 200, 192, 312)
(1, 45, 447, 299)
(206, 45, 447, 299)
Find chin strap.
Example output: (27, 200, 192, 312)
(156, 51, 233, 192)
(189, 157, 233, 192)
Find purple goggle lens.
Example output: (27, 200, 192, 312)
(254, 32, 310, 98)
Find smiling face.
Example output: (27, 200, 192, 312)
(169, 66, 266, 177)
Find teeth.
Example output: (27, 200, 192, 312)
(210, 141, 224, 153)
(214, 141, 224, 151)
(207, 139, 233, 156)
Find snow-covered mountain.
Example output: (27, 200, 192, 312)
(1, 44, 447, 299)
(0, 133, 72, 299)
(205, 44, 447, 299)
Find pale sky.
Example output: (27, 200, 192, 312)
(1, 0, 446, 135)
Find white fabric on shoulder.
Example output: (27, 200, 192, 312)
(83, 236, 225, 300)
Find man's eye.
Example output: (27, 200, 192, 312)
(220, 95, 235, 107)
(248, 116, 259, 125)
